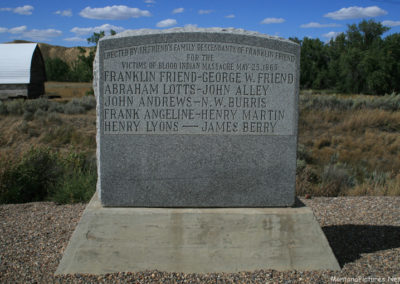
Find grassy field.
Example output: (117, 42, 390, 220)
(45, 81, 93, 99)
(298, 92, 400, 196)
(0, 83, 399, 203)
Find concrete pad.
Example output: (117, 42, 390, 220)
(56, 193, 340, 274)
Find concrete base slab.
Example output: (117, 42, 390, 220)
(56, 193, 340, 275)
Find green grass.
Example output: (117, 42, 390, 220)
(0, 147, 96, 204)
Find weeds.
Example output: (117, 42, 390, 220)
(49, 151, 96, 204)
(0, 96, 96, 118)
(297, 92, 400, 197)
(1, 91, 399, 202)
(0, 147, 96, 204)
(0, 148, 61, 203)
(300, 93, 400, 111)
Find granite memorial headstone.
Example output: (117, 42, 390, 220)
(57, 29, 341, 274)
(94, 28, 300, 207)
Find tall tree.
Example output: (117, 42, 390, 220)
(299, 38, 329, 89)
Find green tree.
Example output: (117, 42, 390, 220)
(299, 37, 329, 89)
(86, 29, 116, 45)
(327, 19, 393, 94)
(45, 57, 70, 81)
(69, 47, 95, 82)
(69, 30, 117, 82)
(347, 20, 389, 50)
(87, 31, 105, 45)
(383, 33, 400, 93)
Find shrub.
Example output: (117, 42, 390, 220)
(49, 151, 96, 204)
(23, 110, 34, 121)
(320, 163, 356, 196)
(297, 143, 312, 163)
(296, 165, 320, 196)
(63, 97, 96, 114)
(6, 99, 24, 115)
(79, 96, 96, 110)
(346, 172, 400, 196)
(50, 170, 96, 204)
(85, 88, 94, 96)
(296, 159, 306, 173)
(48, 102, 66, 114)
(0, 101, 8, 115)
(47, 112, 63, 125)
(33, 109, 47, 119)
(300, 93, 400, 112)
(0, 148, 62, 203)
(41, 125, 76, 146)
(0, 148, 97, 204)
(0, 97, 96, 117)
(63, 100, 86, 114)
(24, 98, 51, 113)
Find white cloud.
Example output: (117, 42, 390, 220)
(301, 22, 341, 28)
(172, 8, 184, 14)
(80, 6, 151, 20)
(71, 24, 125, 36)
(0, 25, 61, 41)
(23, 29, 62, 41)
(8, 26, 27, 34)
(156, 19, 177, 28)
(184, 24, 198, 28)
(55, 9, 72, 17)
(324, 6, 387, 20)
(14, 5, 34, 15)
(323, 31, 342, 40)
(198, 9, 214, 15)
(144, 0, 155, 7)
(64, 37, 86, 42)
(225, 14, 235, 19)
(261, 18, 285, 24)
(382, 20, 400, 27)
(0, 5, 33, 15)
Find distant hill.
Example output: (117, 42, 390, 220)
(7, 40, 95, 64)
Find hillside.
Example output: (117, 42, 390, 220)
(8, 40, 94, 64)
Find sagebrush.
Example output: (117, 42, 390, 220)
(0, 148, 96, 204)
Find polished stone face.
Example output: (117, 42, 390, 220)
(94, 28, 300, 207)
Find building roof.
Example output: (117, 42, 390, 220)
(0, 43, 38, 84)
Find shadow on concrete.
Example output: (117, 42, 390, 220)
(322, 225, 400, 267)
(293, 197, 306, 208)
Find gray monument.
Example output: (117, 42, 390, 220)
(95, 27, 299, 207)
(56, 28, 340, 274)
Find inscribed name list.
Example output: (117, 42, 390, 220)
(102, 42, 296, 135)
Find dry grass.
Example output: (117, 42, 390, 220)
(45, 82, 92, 100)
(1, 88, 399, 197)
(346, 173, 400, 196)
(298, 94, 400, 196)
(0, 110, 96, 159)
(339, 109, 400, 132)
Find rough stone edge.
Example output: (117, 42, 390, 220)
(99, 27, 299, 46)
(93, 46, 101, 201)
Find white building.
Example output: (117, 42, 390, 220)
(0, 43, 46, 99)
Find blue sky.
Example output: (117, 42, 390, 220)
(1, 0, 400, 47)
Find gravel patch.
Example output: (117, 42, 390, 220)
(1, 197, 399, 283)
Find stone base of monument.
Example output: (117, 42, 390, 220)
(56, 192, 340, 275)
